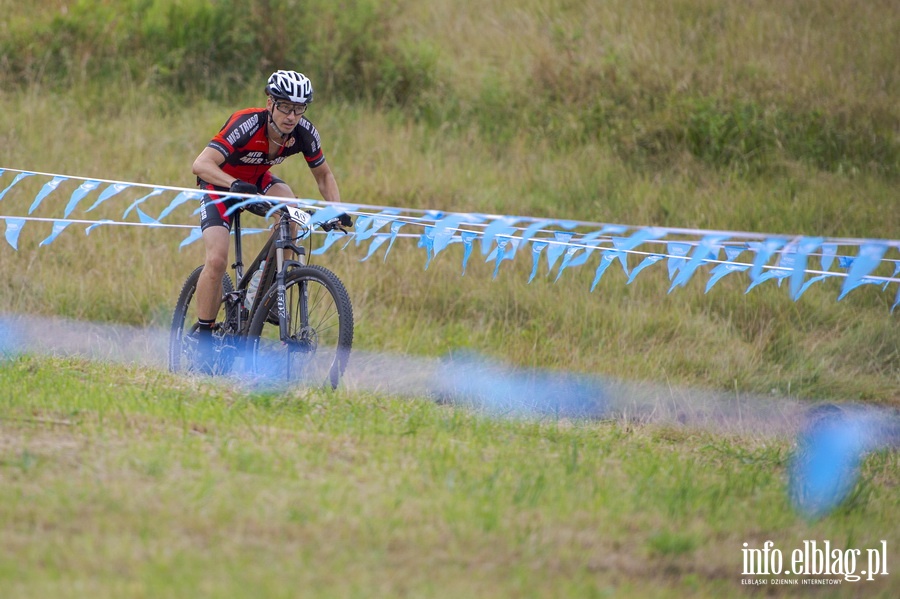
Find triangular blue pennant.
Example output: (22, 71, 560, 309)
(528, 241, 548, 283)
(433, 214, 480, 258)
(0, 171, 36, 203)
(352, 215, 374, 240)
(590, 251, 619, 292)
(490, 238, 518, 279)
(87, 183, 130, 211)
(135, 207, 161, 226)
(40, 220, 74, 247)
(29, 175, 68, 214)
(775, 250, 797, 287)
(555, 245, 586, 282)
(157, 191, 202, 221)
(481, 217, 520, 256)
(705, 245, 749, 293)
(311, 229, 346, 255)
(554, 230, 608, 281)
(63, 180, 101, 217)
(666, 242, 692, 281)
(460, 231, 478, 275)
(309, 205, 360, 227)
(517, 218, 579, 246)
(124, 188, 165, 217)
(819, 243, 837, 271)
(419, 226, 436, 268)
(355, 210, 400, 244)
(838, 243, 888, 301)
(628, 254, 664, 284)
(179, 227, 203, 249)
(4, 218, 26, 250)
(750, 237, 788, 281)
(361, 234, 390, 261)
(519, 219, 558, 244)
(609, 238, 631, 275)
(746, 247, 795, 293)
(795, 273, 838, 299)
(789, 237, 825, 300)
(383, 220, 406, 262)
(670, 235, 728, 292)
(615, 227, 667, 258)
(545, 231, 575, 276)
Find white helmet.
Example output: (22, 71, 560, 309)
(265, 70, 314, 104)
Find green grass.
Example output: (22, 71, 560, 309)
(1, 355, 897, 598)
(0, 1, 898, 596)
(1, 0, 898, 176)
(0, 90, 898, 401)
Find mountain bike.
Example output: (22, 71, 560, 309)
(168, 204, 354, 389)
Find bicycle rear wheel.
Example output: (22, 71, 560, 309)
(247, 265, 353, 389)
(168, 266, 236, 374)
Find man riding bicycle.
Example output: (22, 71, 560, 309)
(190, 69, 344, 370)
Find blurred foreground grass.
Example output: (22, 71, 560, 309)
(0, 355, 897, 598)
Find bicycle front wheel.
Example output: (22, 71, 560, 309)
(248, 265, 354, 389)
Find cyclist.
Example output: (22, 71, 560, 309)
(190, 69, 343, 371)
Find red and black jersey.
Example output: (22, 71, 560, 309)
(204, 107, 326, 184)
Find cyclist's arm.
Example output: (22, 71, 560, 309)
(310, 162, 341, 203)
(192, 147, 236, 188)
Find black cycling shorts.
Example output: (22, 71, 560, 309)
(198, 172, 284, 231)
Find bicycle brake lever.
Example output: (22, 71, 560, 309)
(321, 218, 350, 234)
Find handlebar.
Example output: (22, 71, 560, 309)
(283, 205, 353, 233)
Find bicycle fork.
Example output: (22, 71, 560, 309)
(274, 217, 308, 343)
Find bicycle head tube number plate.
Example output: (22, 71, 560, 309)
(286, 206, 310, 227)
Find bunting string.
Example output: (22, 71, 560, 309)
(2, 167, 900, 310)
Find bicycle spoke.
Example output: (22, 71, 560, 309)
(248, 265, 353, 389)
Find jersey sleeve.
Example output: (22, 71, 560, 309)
(208, 109, 264, 160)
(293, 119, 326, 168)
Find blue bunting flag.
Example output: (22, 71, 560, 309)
(1, 168, 899, 309)
(4, 218, 25, 250)
(29, 176, 68, 214)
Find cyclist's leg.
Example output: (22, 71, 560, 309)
(193, 192, 235, 372)
(196, 191, 235, 322)
(259, 173, 294, 199)
(196, 226, 230, 321)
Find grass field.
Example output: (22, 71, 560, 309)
(1, 355, 897, 598)
(1, 0, 899, 596)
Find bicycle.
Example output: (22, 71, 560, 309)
(168, 202, 354, 389)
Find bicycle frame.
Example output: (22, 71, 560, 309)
(228, 207, 311, 340)
(169, 203, 353, 386)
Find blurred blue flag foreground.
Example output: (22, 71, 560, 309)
(789, 405, 899, 519)
(428, 352, 609, 419)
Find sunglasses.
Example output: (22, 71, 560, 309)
(274, 101, 307, 116)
